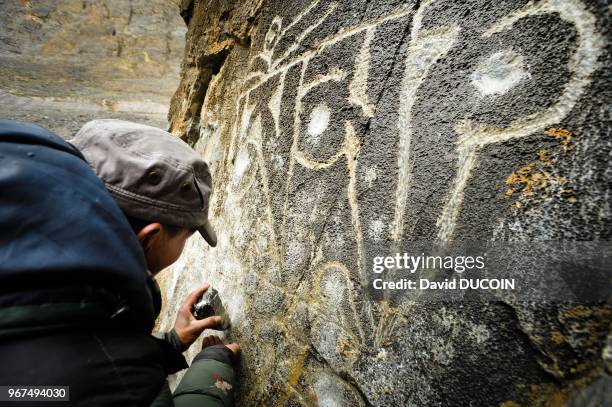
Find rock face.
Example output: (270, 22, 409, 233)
(0, 0, 186, 136)
(161, 0, 611, 405)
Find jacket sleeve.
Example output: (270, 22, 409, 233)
(154, 328, 183, 353)
(173, 345, 237, 407)
(150, 381, 174, 407)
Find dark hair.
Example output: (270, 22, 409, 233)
(122, 212, 182, 236)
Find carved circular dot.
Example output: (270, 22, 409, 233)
(306, 103, 331, 146)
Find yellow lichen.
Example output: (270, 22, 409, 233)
(550, 331, 566, 345)
(559, 306, 612, 352)
(561, 305, 593, 319)
(277, 345, 309, 406)
(545, 128, 573, 153)
(504, 128, 577, 210)
(527, 383, 566, 407)
(537, 149, 548, 162)
(337, 337, 351, 355)
(505, 161, 548, 198)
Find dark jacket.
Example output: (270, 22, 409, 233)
(0, 121, 236, 406)
(0, 120, 154, 334)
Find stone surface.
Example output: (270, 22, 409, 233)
(0, 0, 604, 404)
(0, 0, 186, 136)
(165, 0, 610, 405)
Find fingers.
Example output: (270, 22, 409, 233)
(181, 284, 210, 311)
(200, 337, 240, 360)
(226, 342, 240, 355)
(201, 335, 223, 349)
(193, 315, 222, 331)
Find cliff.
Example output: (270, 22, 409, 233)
(0, 0, 186, 136)
(160, 0, 611, 405)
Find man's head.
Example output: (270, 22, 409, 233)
(71, 119, 216, 273)
(123, 214, 196, 273)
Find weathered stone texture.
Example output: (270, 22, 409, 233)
(0, 0, 186, 136)
(161, 0, 611, 405)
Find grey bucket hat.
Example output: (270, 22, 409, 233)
(71, 119, 217, 247)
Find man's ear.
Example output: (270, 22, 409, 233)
(136, 222, 163, 247)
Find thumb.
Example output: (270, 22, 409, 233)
(193, 315, 222, 331)
(181, 284, 210, 311)
(225, 343, 240, 356)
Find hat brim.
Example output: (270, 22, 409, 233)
(198, 220, 217, 247)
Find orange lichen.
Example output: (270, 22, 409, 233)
(550, 331, 566, 345)
(504, 128, 578, 210)
(505, 162, 548, 197)
(506, 368, 607, 407)
(337, 337, 352, 355)
(561, 305, 594, 319)
(536, 149, 548, 162)
(559, 306, 612, 352)
(545, 128, 573, 153)
(526, 383, 566, 407)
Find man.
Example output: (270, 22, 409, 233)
(0, 120, 238, 406)
(71, 119, 240, 405)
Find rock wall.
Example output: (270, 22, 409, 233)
(0, 0, 186, 136)
(161, 0, 611, 405)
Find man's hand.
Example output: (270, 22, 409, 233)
(174, 284, 222, 352)
(202, 335, 240, 356)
